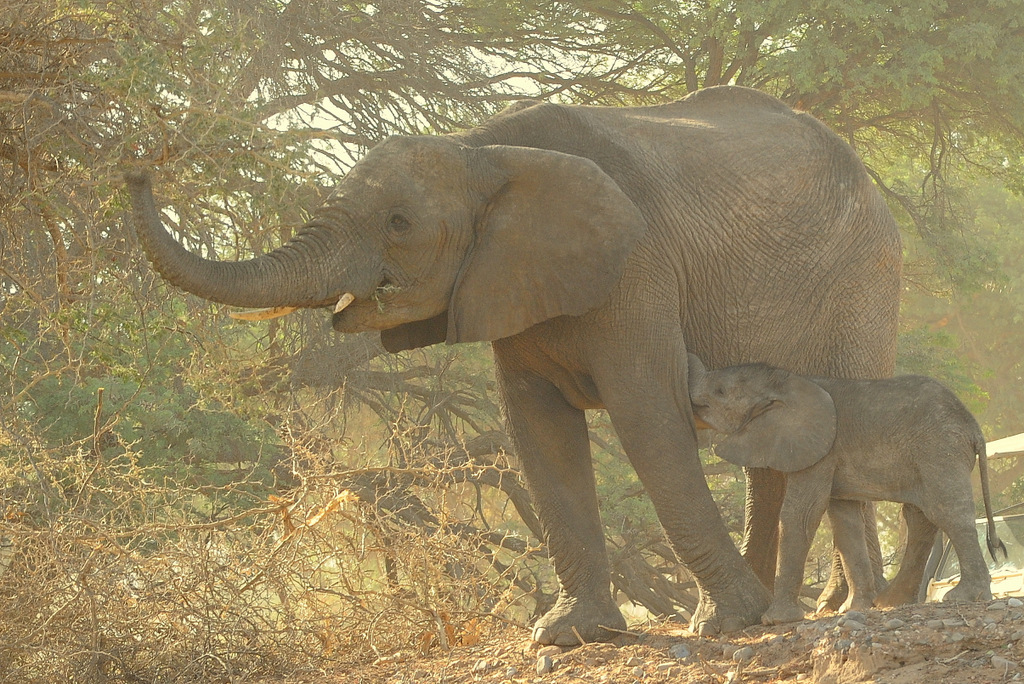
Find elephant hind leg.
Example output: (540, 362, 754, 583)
(817, 501, 886, 613)
(926, 500, 992, 604)
(875, 504, 938, 608)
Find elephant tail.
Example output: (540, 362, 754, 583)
(977, 433, 1008, 564)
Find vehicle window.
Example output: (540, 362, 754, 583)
(934, 516, 1024, 580)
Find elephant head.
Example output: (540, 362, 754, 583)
(126, 136, 646, 351)
(687, 354, 837, 472)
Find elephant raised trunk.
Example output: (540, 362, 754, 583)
(125, 171, 370, 313)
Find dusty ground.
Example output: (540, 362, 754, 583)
(293, 599, 1024, 683)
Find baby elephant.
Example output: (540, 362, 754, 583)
(687, 354, 1005, 625)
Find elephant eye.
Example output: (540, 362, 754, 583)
(388, 213, 411, 233)
(751, 399, 780, 418)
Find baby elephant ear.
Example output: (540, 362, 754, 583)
(446, 145, 646, 343)
(716, 373, 838, 473)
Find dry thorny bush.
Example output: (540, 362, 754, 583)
(0, 333, 718, 683)
(0, 412, 556, 683)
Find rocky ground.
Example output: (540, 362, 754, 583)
(301, 599, 1024, 683)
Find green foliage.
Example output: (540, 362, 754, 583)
(23, 375, 281, 487)
(898, 176, 1024, 436)
(897, 327, 988, 414)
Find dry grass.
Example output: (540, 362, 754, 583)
(0, 426, 544, 683)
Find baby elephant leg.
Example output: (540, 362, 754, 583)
(925, 499, 993, 603)
(828, 499, 878, 612)
(875, 504, 938, 607)
(762, 469, 831, 625)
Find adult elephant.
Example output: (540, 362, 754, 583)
(126, 86, 902, 645)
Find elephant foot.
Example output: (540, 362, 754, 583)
(531, 594, 626, 646)
(816, 579, 848, 614)
(943, 580, 992, 604)
(690, 583, 771, 635)
(874, 581, 918, 608)
(839, 593, 875, 614)
(761, 601, 805, 626)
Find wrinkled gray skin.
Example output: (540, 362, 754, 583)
(126, 86, 902, 645)
(688, 355, 1006, 625)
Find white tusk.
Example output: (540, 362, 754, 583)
(228, 306, 298, 321)
(334, 292, 356, 313)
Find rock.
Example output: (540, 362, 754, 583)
(631, 665, 644, 677)
(1009, 598, 1024, 608)
(804, 620, 829, 634)
(993, 655, 1018, 669)
(732, 646, 755, 663)
(842, 611, 868, 624)
(722, 644, 739, 659)
(537, 645, 562, 658)
(841, 619, 867, 632)
(471, 658, 490, 672)
(990, 601, 1009, 611)
(505, 666, 518, 678)
(668, 643, 691, 659)
(625, 655, 644, 667)
(834, 639, 854, 652)
(536, 655, 553, 675)
(943, 617, 966, 627)
(926, 620, 944, 630)
(884, 618, 906, 630)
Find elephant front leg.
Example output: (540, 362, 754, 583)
(763, 470, 831, 625)
(602, 396, 770, 634)
(495, 363, 625, 646)
(741, 467, 784, 591)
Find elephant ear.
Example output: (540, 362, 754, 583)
(715, 371, 838, 473)
(446, 145, 646, 343)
